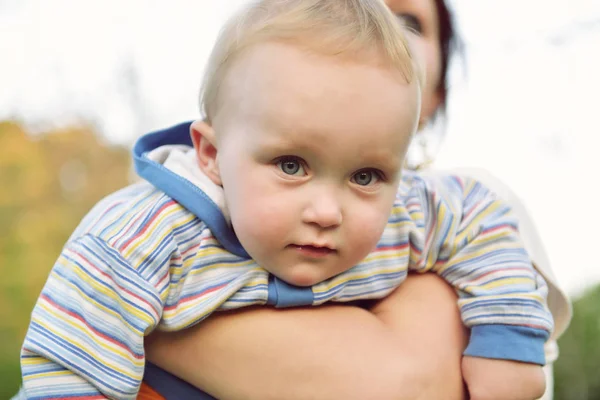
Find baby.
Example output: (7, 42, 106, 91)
(16, 0, 551, 399)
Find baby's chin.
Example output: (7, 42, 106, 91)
(271, 267, 338, 287)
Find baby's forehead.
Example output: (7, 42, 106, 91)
(215, 49, 416, 172)
(213, 42, 419, 161)
(217, 41, 415, 116)
(225, 40, 406, 81)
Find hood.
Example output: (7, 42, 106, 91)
(133, 121, 249, 258)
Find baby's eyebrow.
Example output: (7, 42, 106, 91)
(255, 129, 324, 152)
(356, 150, 403, 171)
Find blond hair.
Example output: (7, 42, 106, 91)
(201, 0, 420, 121)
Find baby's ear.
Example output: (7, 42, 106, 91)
(191, 119, 222, 186)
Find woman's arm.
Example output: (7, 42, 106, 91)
(145, 273, 467, 400)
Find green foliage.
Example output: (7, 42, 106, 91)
(0, 121, 131, 398)
(554, 286, 600, 400)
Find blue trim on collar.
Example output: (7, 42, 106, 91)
(269, 277, 314, 308)
(267, 275, 277, 305)
(132, 121, 249, 258)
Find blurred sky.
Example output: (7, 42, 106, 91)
(1, 0, 599, 296)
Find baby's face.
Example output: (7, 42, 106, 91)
(212, 42, 420, 286)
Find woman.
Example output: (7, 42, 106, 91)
(142, 0, 572, 399)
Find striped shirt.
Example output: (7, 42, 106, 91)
(16, 122, 553, 399)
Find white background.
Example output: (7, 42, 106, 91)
(1, 0, 599, 296)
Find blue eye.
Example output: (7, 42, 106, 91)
(277, 158, 305, 176)
(352, 170, 380, 186)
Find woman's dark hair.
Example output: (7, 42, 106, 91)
(434, 0, 462, 118)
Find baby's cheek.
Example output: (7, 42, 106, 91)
(234, 197, 290, 244)
(350, 209, 390, 255)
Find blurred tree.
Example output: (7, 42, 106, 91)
(0, 120, 131, 397)
(554, 286, 600, 400)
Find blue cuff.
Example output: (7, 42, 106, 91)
(464, 325, 548, 365)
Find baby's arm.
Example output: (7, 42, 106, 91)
(410, 176, 552, 399)
(20, 235, 162, 400)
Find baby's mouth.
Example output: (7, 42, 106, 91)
(289, 244, 337, 258)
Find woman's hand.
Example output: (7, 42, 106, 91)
(462, 356, 546, 400)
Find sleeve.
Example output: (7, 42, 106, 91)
(409, 176, 554, 365)
(446, 167, 572, 343)
(20, 234, 164, 400)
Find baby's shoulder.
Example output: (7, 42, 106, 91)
(396, 170, 489, 210)
(70, 182, 205, 253)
